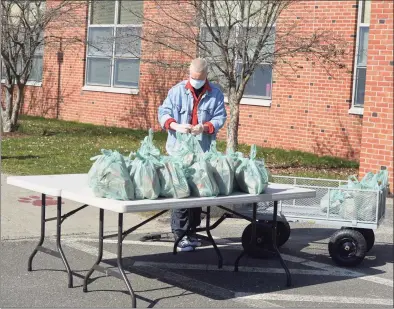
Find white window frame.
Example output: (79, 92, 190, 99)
(82, 0, 142, 94)
(350, 0, 370, 115)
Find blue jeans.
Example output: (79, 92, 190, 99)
(171, 207, 202, 239)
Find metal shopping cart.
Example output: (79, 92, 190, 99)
(235, 174, 389, 267)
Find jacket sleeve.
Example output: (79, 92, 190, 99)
(158, 88, 176, 129)
(208, 92, 227, 133)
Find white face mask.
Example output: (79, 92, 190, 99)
(189, 78, 205, 89)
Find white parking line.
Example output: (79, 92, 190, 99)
(133, 261, 364, 277)
(11, 235, 393, 288)
(81, 236, 394, 288)
(62, 240, 281, 308)
(234, 292, 393, 306)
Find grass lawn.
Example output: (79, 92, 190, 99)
(1, 116, 359, 179)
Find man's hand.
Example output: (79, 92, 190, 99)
(191, 124, 204, 136)
(170, 122, 192, 133)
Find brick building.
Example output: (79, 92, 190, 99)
(5, 0, 393, 187)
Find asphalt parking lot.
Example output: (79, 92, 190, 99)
(1, 213, 393, 308)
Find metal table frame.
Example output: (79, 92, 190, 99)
(28, 195, 290, 308)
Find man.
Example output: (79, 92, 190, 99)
(158, 58, 227, 252)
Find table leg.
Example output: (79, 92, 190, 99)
(56, 197, 73, 288)
(117, 213, 137, 308)
(234, 202, 258, 271)
(83, 208, 104, 292)
(272, 201, 292, 287)
(205, 206, 223, 269)
(28, 193, 46, 271)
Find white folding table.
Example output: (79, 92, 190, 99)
(7, 174, 316, 308)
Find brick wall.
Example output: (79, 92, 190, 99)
(359, 1, 394, 189)
(217, 1, 363, 159)
(13, 0, 393, 178)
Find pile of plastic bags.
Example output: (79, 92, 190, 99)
(88, 129, 271, 200)
(320, 170, 389, 221)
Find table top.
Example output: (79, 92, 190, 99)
(7, 174, 316, 213)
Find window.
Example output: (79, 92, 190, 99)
(352, 0, 370, 109)
(29, 40, 44, 82)
(1, 1, 44, 84)
(86, 0, 143, 89)
(200, 5, 275, 102)
(1, 53, 43, 83)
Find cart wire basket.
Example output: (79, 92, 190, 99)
(234, 174, 389, 267)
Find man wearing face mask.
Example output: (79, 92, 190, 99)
(158, 58, 227, 252)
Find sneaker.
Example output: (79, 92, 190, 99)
(188, 236, 202, 247)
(177, 237, 195, 252)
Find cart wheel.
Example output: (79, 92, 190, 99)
(276, 221, 291, 247)
(341, 227, 375, 252)
(328, 229, 367, 267)
(356, 229, 375, 252)
(241, 222, 274, 257)
(241, 221, 289, 257)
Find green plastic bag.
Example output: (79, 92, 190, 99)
(172, 132, 204, 168)
(129, 129, 162, 200)
(123, 152, 135, 173)
(226, 149, 244, 192)
(185, 158, 219, 197)
(157, 156, 190, 199)
(172, 133, 218, 197)
(235, 145, 269, 194)
(205, 141, 233, 195)
(320, 185, 349, 215)
(88, 149, 134, 200)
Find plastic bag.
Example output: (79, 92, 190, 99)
(226, 149, 244, 192)
(186, 158, 219, 197)
(88, 149, 134, 200)
(205, 141, 234, 195)
(348, 173, 384, 221)
(157, 156, 190, 199)
(123, 152, 135, 173)
(235, 145, 269, 194)
(320, 186, 349, 215)
(129, 129, 162, 200)
(172, 132, 204, 168)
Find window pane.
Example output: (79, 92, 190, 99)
(114, 58, 140, 88)
(29, 56, 43, 82)
(118, 0, 143, 24)
(88, 27, 114, 57)
(357, 27, 369, 66)
(115, 27, 141, 57)
(354, 67, 366, 106)
(91, 0, 115, 24)
(28, 1, 45, 24)
(247, 26, 275, 62)
(208, 63, 227, 92)
(361, 0, 371, 24)
(200, 27, 225, 62)
(243, 64, 273, 98)
(86, 58, 112, 86)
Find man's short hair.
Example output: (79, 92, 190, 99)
(190, 58, 208, 74)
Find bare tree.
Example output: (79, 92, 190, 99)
(0, 0, 83, 132)
(132, 0, 348, 151)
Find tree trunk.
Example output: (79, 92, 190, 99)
(10, 84, 24, 131)
(226, 89, 240, 152)
(1, 82, 23, 132)
(2, 85, 14, 132)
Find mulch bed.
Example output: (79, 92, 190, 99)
(2, 132, 27, 139)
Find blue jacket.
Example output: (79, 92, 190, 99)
(158, 80, 227, 154)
